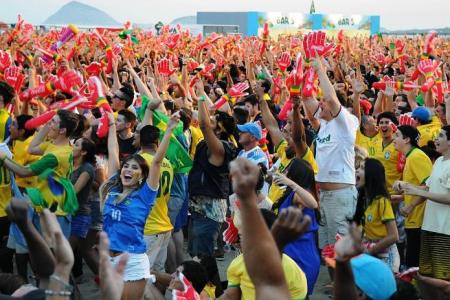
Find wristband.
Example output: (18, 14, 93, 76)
(50, 274, 73, 292)
(148, 274, 156, 284)
(198, 95, 206, 102)
(45, 290, 72, 297)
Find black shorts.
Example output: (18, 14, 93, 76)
(405, 228, 421, 268)
(419, 230, 450, 280)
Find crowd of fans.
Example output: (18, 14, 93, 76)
(0, 18, 449, 300)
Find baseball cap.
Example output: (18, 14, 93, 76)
(237, 122, 262, 140)
(351, 254, 397, 300)
(411, 106, 431, 122)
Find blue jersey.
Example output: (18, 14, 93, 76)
(103, 178, 157, 253)
(280, 191, 320, 295)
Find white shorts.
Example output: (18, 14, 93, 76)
(110, 252, 150, 282)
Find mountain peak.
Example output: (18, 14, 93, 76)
(43, 1, 121, 27)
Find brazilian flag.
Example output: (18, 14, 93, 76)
(139, 96, 192, 173)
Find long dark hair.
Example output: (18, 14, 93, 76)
(215, 111, 238, 146)
(353, 158, 390, 225)
(100, 154, 149, 202)
(272, 158, 321, 223)
(76, 137, 97, 165)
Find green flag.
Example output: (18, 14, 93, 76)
(140, 96, 192, 173)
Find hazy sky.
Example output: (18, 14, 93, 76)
(0, 0, 449, 30)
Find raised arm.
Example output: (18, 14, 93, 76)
(272, 172, 318, 209)
(291, 97, 308, 157)
(373, 90, 384, 115)
(146, 67, 163, 100)
(406, 88, 419, 112)
(6, 198, 56, 280)
(230, 158, 290, 300)
(350, 72, 367, 123)
(106, 113, 120, 177)
(111, 57, 122, 94)
(313, 56, 341, 117)
(28, 124, 50, 155)
(255, 83, 283, 147)
(352, 90, 362, 122)
(127, 58, 151, 99)
(141, 97, 163, 126)
(147, 112, 180, 190)
(196, 81, 225, 166)
(333, 224, 364, 300)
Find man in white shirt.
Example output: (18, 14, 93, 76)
(237, 122, 269, 170)
(398, 127, 450, 299)
(302, 57, 359, 250)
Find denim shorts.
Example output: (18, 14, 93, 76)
(31, 211, 72, 239)
(174, 196, 189, 232)
(187, 211, 221, 257)
(168, 196, 185, 228)
(71, 214, 92, 238)
(89, 200, 103, 231)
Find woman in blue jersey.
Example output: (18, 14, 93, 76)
(100, 112, 179, 300)
(272, 158, 321, 295)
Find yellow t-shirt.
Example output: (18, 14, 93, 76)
(0, 164, 12, 217)
(417, 116, 441, 147)
(364, 196, 395, 240)
(188, 125, 203, 159)
(268, 139, 318, 204)
(403, 148, 432, 229)
(356, 130, 381, 157)
(373, 139, 401, 194)
(202, 283, 216, 299)
(227, 254, 307, 300)
(141, 152, 174, 235)
(0, 108, 11, 142)
(0, 108, 12, 217)
(13, 136, 40, 189)
(27, 142, 75, 216)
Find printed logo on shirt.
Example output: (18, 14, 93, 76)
(384, 151, 391, 160)
(367, 214, 373, 223)
(111, 209, 122, 221)
(316, 134, 331, 144)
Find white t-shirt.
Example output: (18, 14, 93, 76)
(315, 107, 359, 184)
(238, 146, 269, 170)
(422, 157, 450, 235)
